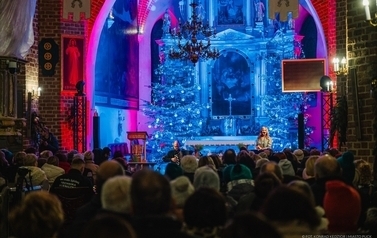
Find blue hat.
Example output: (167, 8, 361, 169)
(337, 151, 355, 184)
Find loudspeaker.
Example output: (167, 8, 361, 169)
(298, 113, 305, 149)
(93, 117, 100, 149)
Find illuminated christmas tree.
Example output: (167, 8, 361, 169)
(142, 58, 206, 160)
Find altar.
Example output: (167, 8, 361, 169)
(184, 136, 258, 153)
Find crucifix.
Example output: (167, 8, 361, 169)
(225, 94, 236, 116)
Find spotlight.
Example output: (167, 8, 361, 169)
(75, 80, 85, 96)
(320, 75, 333, 92)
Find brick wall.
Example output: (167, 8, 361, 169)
(338, 0, 377, 163)
(32, 0, 85, 152)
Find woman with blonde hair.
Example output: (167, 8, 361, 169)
(256, 126, 272, 150)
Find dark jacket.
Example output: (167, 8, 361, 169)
(132, 215, 196, 238)
(39, 132, 59, 154)
(50, 169, 93, 193)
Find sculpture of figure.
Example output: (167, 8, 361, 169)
(255, 0, 265, 22)
(179, 0, 185, 16)
(196, 1, 206, 20)
(162, 9, 171, 35)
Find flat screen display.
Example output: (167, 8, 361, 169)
(282, 59, 326, 92)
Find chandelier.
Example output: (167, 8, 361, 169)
(168, 2, 220, 64)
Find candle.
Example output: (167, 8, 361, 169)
(333, 58, 339, 72)
(363, 0, 372, 20)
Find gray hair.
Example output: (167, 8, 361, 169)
(101, 175, 132, 214)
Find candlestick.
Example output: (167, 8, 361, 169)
(363, 0, 372, 20)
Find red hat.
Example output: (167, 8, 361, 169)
(323, 180, 361, 233)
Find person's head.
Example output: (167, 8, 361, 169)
(222, 212, 282, 238)
(180, 155, 198, 173)
(173, 140, 180, 151)
(39, 150, 53, 159)
(71, 157, 85, 173)
(230, 163, 252, 181)
(40, 127, 50, 138)
(259, 126, 269, 138)
(209, 154, 222, 169)
(112, 150, 124, 159)
(101, 175, 132, 214)
(193, 165, 220, 191)
(96, 160, 125, 194)
(164, 162, 183, 180)
(9, 191, 64, 238)
(304, 155, 319, 177)
(67, 150, 79, 163)
(293, 149, 304, 161)
(47, 156, 59, 166)
(24, 147, 37, 155)
(256, 158, 269, 169)
(131, 169, 172, 216)
(288, 180, 315, 206)
(170, 176, 195, 208)
(80, 214, 137, 238)
(55, 152, 68, 163)
(102, 147, 111, 158)
(198, 156, 215, 169)
(254, 172, 281, 199)
(13, 151, 27, 165)
(314, 154, 341, 179)
(184, 187, 227, 230)
(260, 161, 283, 181)
(84, 150, 94, 162)
(23, 153, 38, 166)
(261, 185, 320, 230)
(324, 180, 361, 233)
(222, 148, 237, 165)
(0, 150, 8, 167)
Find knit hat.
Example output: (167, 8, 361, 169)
(170, 176, 195, 208)
(278, 159, 295, 176)
(230, 164, 252, 181)
(180, 155, 198, 173)
(193, 166, 220, 191)
(337, 151, 355, 184)
(323, 180, 361, 233)
(293, 149, 304, 161)
(165, 162, 183, 180)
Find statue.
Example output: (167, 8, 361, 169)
(162, 9, 171, 35)
(255, 0, 265, 22)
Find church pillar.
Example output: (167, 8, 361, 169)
(187, 0, 192, 20)
(200, 61, 208, 117)
(209, 0, 214, 27)
(245, 0, 252, 34)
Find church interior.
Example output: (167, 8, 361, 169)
(0, 0, 376, 164)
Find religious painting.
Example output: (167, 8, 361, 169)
(217, 0, 245, 25)
(211, 51, 251, 117)
(61, 35, 84, 91)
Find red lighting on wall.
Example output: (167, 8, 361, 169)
(138, 0, 151, 34)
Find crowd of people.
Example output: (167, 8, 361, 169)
(0, 139, 377, 237)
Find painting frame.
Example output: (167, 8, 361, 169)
(61, 35, 84, 91)
(216, 0, 246, 27)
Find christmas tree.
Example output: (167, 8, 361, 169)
(142, 58, 206, 160)
(261, 33, 314, 149)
